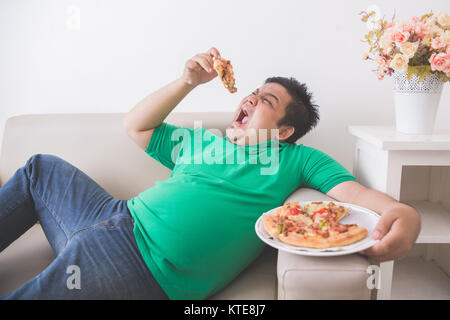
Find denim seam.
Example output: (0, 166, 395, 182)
(65, 213, 130, 246)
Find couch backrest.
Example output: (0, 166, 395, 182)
(0, 112, 233, 199)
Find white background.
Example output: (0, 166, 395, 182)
(1, 0, 449, 171)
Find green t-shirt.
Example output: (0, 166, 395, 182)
(126, 122, 357, 299)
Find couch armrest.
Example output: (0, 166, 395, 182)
(277, 188, 372, 300)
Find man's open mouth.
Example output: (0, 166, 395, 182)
(233, 107, 249, 127)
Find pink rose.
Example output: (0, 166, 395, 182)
(391, 30, 410, 45)
(429, 52, 449, 71)
(446, 44, 450, 55)
(400, 20, 414, 33)
(431, 36, 445, 50)
(414, 22, 429, 38)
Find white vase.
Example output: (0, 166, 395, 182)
(392, 70, 443, 135)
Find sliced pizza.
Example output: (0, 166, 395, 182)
(213, 57, 237, 93)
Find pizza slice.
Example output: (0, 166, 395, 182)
(263, 202, 312, 237)
(213, 57, 237, 93)
(278, 218, 368, 249)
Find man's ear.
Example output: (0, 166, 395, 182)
(277, 125, 295, 142)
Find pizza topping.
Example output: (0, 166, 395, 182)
(313, 208, 328, 215)
(265, 202, 368, 249)
(330, 222, 348, 233)
(306, 227, 317, 236)
(276, 222, 283, 234)
(319, 221, 327, 230)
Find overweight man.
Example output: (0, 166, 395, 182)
(0, 47, 420, 300)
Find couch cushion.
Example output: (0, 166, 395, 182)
(0, 224, 55, 296)
(208, 246, 278, 300)
(277, 251, 371, 300)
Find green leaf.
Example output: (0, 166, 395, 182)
(407, 65, 433, 82)
(436, 71, 450, 83)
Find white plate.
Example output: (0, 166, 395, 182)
(255, 201, 381, 257)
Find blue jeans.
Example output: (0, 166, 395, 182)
(0, 154, 168, 300)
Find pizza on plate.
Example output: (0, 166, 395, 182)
(213, 56, 237, 93)
(263, 201, 368, 249)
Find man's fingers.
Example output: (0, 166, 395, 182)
(371, 211, 398, 240)
(207, 47, 221, 59)
(359, 226, 402, 261)
(192, 54, 214, 73)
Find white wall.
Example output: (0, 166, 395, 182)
(1, 0, 449, 172)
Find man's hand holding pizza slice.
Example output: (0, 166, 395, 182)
(181, 47, 237, 93)
(181, 47, 222, 87)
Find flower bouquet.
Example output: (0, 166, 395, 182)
(360, 10, 449, 81)
(360, 9, 449, 135)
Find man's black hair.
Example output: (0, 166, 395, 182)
(264, 77, 320, 144)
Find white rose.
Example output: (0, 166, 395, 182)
(443, 30, 450, 44)
(380, 33, 393, 54)
(390, 54, 409, 73)
(436, 11, 449, 28)
(431, 24, 444, 37)
(400, 42, 419, 59)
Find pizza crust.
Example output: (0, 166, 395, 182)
(278, 232, 331, 249)
(327, 226, 368, 247)
(263, 214, 280, 238)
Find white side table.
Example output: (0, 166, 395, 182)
(348, 126, 450, 300)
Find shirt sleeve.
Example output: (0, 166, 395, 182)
(299, 145, 357, 194)
(145, 121, 193, 170)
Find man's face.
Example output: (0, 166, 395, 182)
(226, 82, 293, 146)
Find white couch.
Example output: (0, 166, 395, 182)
(0, 113, 372, 299)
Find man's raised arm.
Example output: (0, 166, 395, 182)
(123, 47, 221, 150)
